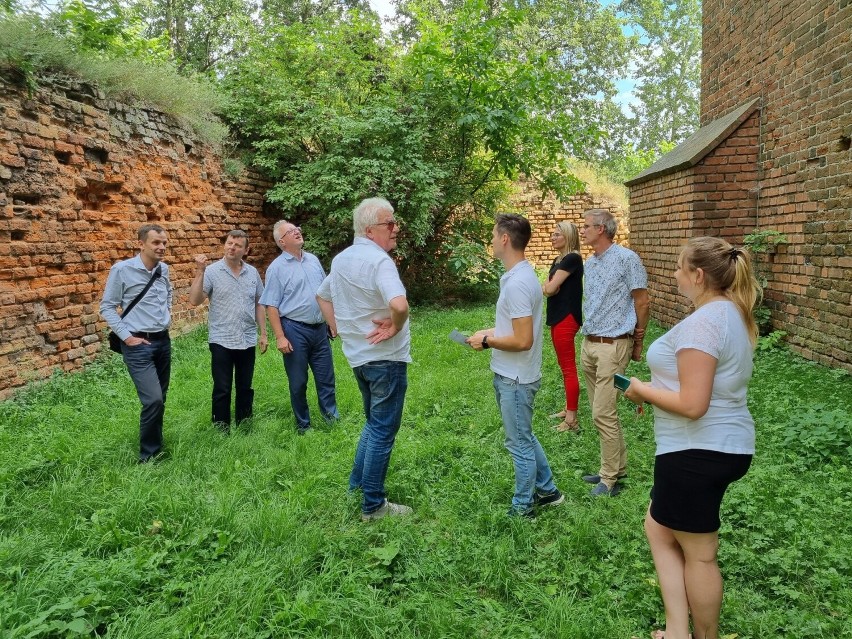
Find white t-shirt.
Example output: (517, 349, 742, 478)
(490, 260, 543, 384)
(646, 300, 755, 455)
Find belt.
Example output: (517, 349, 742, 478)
(131, 330, 170, 340)
(585, 333, 632, 344)
(283, 317, 324, 329)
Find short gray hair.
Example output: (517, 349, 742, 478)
(272, 220, 292, 243)
(586, 209, 618, 240)
(353, 197, 393, 237)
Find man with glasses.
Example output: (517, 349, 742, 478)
(261, 221, 339, 434)
(579, 209, 650, 497)
(316, 197, 413, 522)
(189, 230, 267, 432)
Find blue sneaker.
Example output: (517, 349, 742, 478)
(590, 481, 624, 497)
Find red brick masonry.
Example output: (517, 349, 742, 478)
(0, 74, 278, 398)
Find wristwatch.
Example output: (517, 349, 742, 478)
(482, 335, 490, 349)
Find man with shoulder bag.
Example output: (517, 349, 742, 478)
(100, 224, 173, 464)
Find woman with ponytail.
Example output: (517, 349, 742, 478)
(624, 236, 760, 639)
(542, 221, 583, 432)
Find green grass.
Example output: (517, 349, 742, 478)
(1, 305, 851, 638)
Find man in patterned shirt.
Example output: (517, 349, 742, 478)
(189, 230, 267, 432)
(580, 209, 650, 497)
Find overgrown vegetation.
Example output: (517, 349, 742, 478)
(1, 308, 850, 637)
(0, 10, 227, 144)
(743, 229, 789, 335)
(1, 0, 702, 295)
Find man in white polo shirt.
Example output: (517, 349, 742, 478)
(469, 214, 564, 518)
(189, 230, 267, 432)
(317, 197, 412, 522)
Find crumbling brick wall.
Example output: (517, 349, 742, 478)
(0, 74, 279, 398)
(509, 179, 627, 269)
(699, 0, 851, 369)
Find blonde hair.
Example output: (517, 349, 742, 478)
(681, 236, 761, 345)
(555, 221, 580, 258)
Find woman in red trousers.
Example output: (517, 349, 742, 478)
(542, 221, 583, 432)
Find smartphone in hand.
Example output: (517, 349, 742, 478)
(614, 373, 631, 392)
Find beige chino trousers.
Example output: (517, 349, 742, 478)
(581, 337, 634, 488)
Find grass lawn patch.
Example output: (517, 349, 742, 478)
(1, 305, 850, 638)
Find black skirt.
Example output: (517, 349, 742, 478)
(650, 449, 752, 533)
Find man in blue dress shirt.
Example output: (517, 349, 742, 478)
(189, 230, 268, 432)
(100, 224, 173, 463)
(260, 221, 339, 434)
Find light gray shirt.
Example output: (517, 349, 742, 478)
(259, 250, 326, 325)
(647, 300, 755, 455)
(99, 255, 172, 341)
(490, 260, 543, 384)
(203, 259, 264, 349)
(581, 243, 648, 337)
(317, 237, 411, 368)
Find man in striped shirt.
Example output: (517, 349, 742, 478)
(189, 230, 267, 432)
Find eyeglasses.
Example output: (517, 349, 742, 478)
(282, 227, 302, 237)
(370, 220, 398, 232)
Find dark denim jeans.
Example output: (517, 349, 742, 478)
(210, 343, 256, 427)
(122, 338, 171, 461)
(493, 373, 557, 512)
(349, 361, 408, 514)
(282, 319, 338, 430)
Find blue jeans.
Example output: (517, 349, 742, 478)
(282, 318, 339, 429)
(493, 373, 557, 512)
(349, 361, 408, 514)
(122, 338, 171, 461)
(210, 343, 256, 427)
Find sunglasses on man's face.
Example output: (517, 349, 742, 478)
(371, 220, 398, 232)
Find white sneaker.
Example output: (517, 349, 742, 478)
(361, 500, 413, 522)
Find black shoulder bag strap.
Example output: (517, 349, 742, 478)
(120, 265, 162, 320)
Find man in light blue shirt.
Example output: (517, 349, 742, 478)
(317, 197, 412, 522)
(189, 230, 267, 432)
(99, 224, 172, 463)
(260, 221, 338, 434)
(469, 214, 564, 517)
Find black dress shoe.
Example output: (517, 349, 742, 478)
(138, 449, 170, 464)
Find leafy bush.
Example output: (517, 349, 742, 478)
(782, 405, 852, 467)
(223, 2, 591, 296)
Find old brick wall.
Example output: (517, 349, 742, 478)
(700, 0, 851, 369)
(0, 74, 279, 398)
(630, 111, 760, 329)
(509, 179, 627, 269)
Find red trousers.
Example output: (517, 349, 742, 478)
(550, 314, 580, 411)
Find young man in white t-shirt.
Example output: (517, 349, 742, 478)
(469, 214, 564, 517)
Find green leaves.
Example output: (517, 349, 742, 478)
(224, 3, 595, 298)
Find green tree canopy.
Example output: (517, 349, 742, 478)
(224, 1, 594, 297)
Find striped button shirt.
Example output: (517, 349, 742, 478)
(203, 259, 264, 349)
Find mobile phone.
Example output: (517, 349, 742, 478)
(613, 373, 631, 392)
